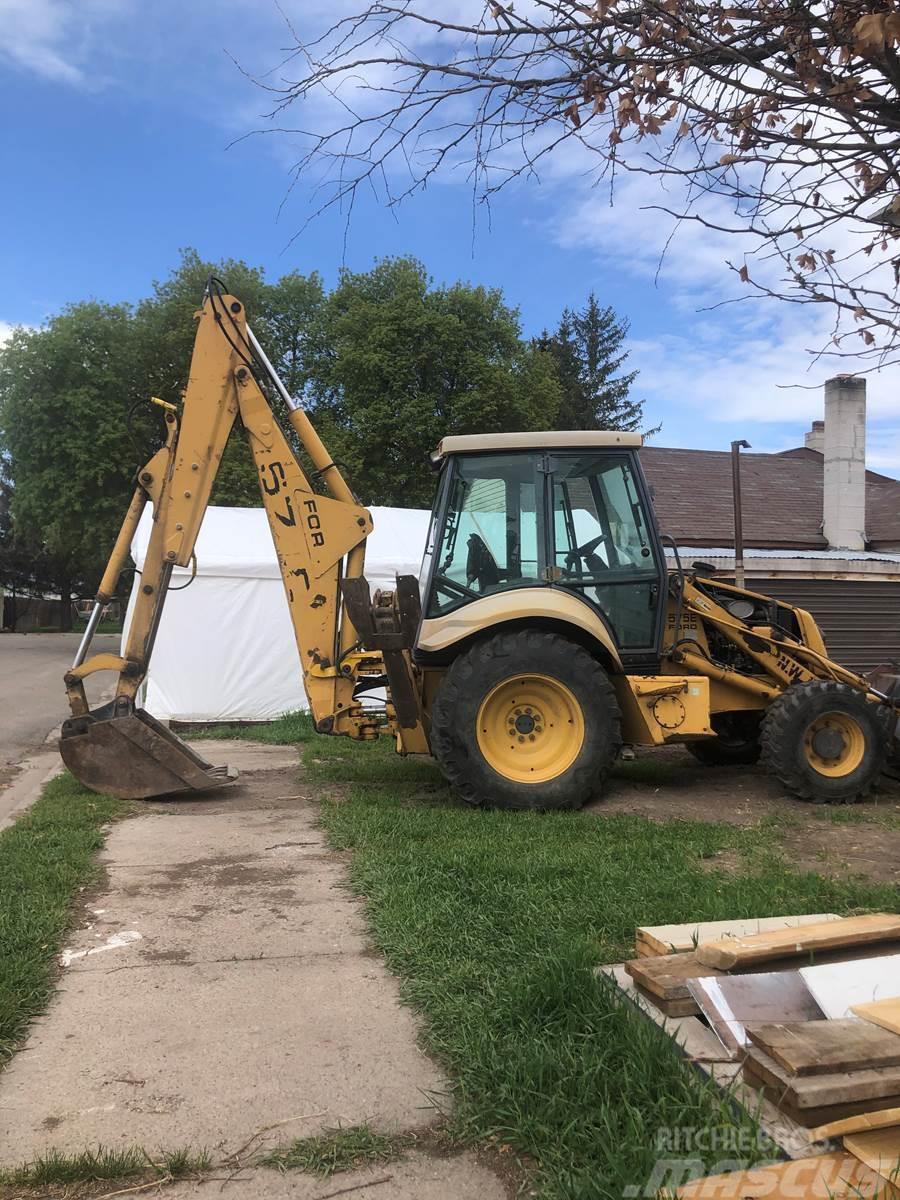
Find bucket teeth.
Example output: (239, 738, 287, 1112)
(59, 699, 237, 800)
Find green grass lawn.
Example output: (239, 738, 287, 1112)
(298, 731, 900, 1199)
(0, 775, 125, 1065)
(5, 718, 899, 1197)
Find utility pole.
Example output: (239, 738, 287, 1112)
(731, 439, 751, 589)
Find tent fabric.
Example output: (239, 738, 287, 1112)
(123, 505, 431, 722)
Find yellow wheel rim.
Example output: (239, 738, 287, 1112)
(803, 711, 866, 778)
(476, 674, 585, 785)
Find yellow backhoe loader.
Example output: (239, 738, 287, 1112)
(60, 283, 900, 808)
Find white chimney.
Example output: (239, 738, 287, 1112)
(804, 420, 825, 452)
(823, 375, 866, 551)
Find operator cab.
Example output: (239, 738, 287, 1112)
(421, 432, 668, 664)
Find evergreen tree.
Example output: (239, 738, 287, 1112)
(540, 295, 647, 432)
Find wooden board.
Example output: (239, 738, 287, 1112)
(689, 972, 823, 1057)
(855, 998, 900, 1038)
(808, 1107, 900, 1143)
(636, 914, 839, 958)
(624, 951, 722, 1003)
(802, 955, 900, 1020)
(628, 941, 900, 1007)
(747, 1019, 900, 1077)
(844, 1128, 900, 1184)
(742, 1064, 900, 1129)
(674, 1152, 897, 1198)
(745, 1047, 900, 1107)
(633, 982, 699, 1017)
(696, 913, 900, 970)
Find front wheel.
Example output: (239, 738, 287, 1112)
(760, 681, 888, 803)
(430, 630, 621, 810)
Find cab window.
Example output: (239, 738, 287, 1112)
(427, 454, 544, 616)
(551, 454, 661, 649)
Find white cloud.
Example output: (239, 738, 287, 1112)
(0, 0, 129, 85)
(547, 166, 900, 472)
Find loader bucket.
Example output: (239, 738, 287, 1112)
(59, 699, 237, 800)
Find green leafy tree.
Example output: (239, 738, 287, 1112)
(132, 250, 272, 506)
(307, 257, 561, 506)
(0, 304, 148, 627)
(0, 455, 60, 630)
(539, 295, 645, 433)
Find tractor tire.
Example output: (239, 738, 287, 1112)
(760, 681, 888, 804)
(430, 629, 621, 811)
(685, 713, 762, 767)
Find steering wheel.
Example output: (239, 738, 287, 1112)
(565, 533, 610, 578)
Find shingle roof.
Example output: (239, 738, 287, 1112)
(639, 445, 900, 550)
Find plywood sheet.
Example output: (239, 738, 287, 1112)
(674, 1152, 897, 1198)
(855, 998, 900, 1038)
(636, 914, 839, 958)
(688, 972, 823, 1057)
(801, 955, 900, 1020)
(747, 1019, 900, 1077)
(696, 913, 900, 970)
(844, 1128, 900, 1185)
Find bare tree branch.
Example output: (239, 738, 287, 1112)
(254, 0, 900, 359)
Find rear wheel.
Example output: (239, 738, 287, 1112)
(686, 713, 762, 767)
(760, 681, 888, 803)
(430, 630, 621, 810)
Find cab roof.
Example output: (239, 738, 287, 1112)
(431, 430, 643, 463)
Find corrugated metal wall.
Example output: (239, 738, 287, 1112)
(750, 578, 900, 672)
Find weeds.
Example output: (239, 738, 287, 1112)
(0, 1145, 209, 1186)
(262, 1124, 412, 1177)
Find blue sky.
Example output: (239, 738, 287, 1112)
(2, 0, 897, 475)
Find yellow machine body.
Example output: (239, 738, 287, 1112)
(60, 287, 897, 807)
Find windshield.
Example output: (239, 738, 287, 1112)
(426, 453, 544, 616)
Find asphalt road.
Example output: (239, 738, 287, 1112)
(0, 633, 119, 771)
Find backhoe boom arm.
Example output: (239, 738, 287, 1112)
(61, 289, 394, 798)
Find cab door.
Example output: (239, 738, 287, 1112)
(548, 452, 667, 665)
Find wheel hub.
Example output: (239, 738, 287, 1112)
(803, 711, 866, 777)
(476, 674, 585, 785)
(811, 726, 845, 760)
(513, 711, 538, 736)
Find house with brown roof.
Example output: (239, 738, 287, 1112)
(640, 375, 900, 671)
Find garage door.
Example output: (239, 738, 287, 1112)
(750, 578, 900, 673)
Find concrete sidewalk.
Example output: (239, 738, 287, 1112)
(0, 741, 505, 1198)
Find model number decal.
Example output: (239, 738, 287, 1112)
(260, 461, 296, 527)
(304, 499, 325, 547)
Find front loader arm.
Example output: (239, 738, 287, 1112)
(62, 290, 387, 798)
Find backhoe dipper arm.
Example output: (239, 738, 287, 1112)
(65, 290, 375, 741)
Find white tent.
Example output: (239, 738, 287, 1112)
(124, 506, 431, 722)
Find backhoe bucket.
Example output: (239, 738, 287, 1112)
(59, 699, 237, 800)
